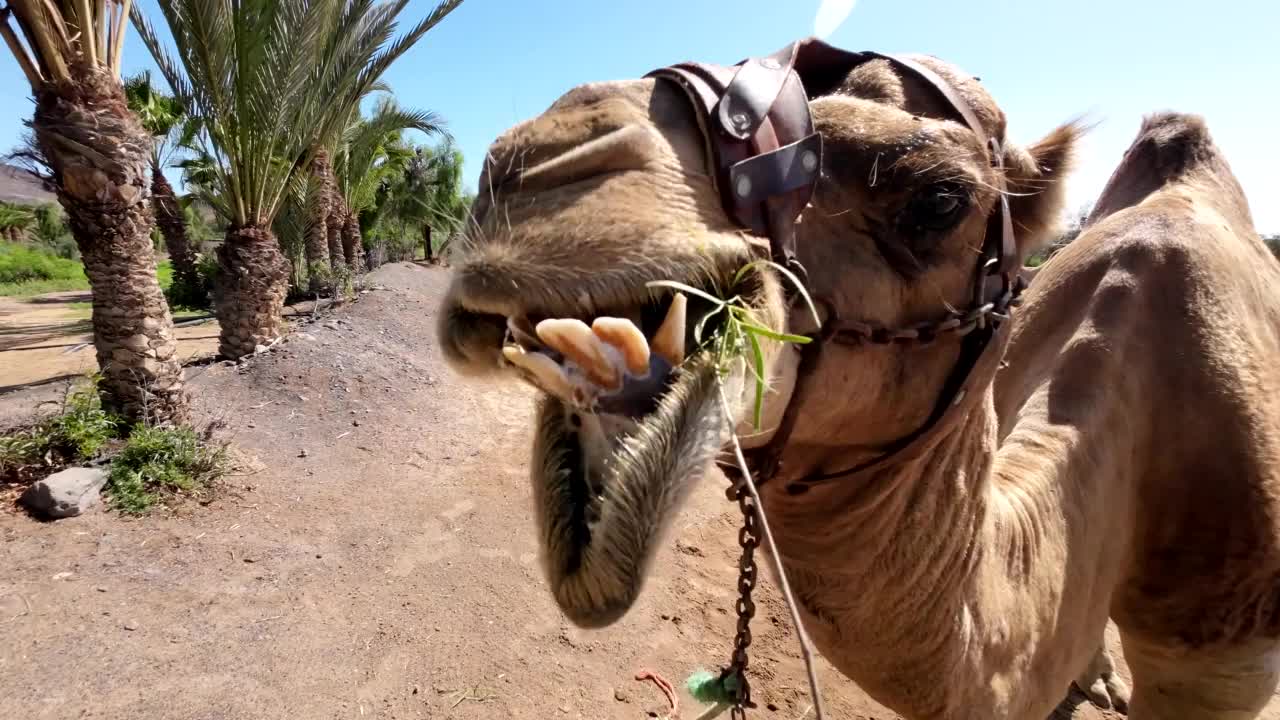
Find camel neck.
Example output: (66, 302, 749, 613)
(759, 392, 1096, 717)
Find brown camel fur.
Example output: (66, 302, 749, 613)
(438, 47, 1280, 719)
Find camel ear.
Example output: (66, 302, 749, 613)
(1001, 120, 1086, 258)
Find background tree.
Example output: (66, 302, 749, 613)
(131, 0, 465, 359)
(1027, 202, 1092, 268)
(1, 0, 189, 425)
(364, 139, 468, 265)
(0, 202, 34, 242)
(123, 70, 205, 306)
(333, 95, 445, 271)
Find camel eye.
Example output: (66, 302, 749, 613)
(900, 184, 967, 234)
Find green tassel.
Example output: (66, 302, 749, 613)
(686, 669, 740, 706)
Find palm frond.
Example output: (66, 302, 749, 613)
(3, 0, 135, 88)
(130, 0, 464, 230)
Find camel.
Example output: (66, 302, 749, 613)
(438, 37, 1280, 719)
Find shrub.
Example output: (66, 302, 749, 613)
(0, 378, 119, 480)
(105, 425, 227, 514)
(0, 241, 86, 284)
(31, 203, 77, 258)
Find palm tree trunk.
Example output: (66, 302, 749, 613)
(33, 65, 189, 425)
(150, 165, 200, 292)
(212, 225, 290, 359)
(306, 148, 333, 290)
(326, 193, 346, 271)
(423, 224, 432, 262)
(342, 208, 364, 274)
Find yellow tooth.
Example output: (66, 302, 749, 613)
(535, 318, 620, 389)
(651, 292, 687, 365)
(591, 317, 650, 376)
(502, 345, 574, 399)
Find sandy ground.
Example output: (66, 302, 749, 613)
(0, 290, 332, 394)
(0, 263, 1273, 720)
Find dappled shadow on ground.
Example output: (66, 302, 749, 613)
(0, 320, 93, 352)
(21, 291, 92, 305)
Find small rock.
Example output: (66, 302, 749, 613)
(19, 467, 107, 519)
(95, 586, 108, 593)
(613, 688, 629, 703)
(298, 449, 309, 458)
(123, 621, 139, 631)
(352, 420, 360, 427)
(242, 557, 256, 564)
(51, 571, 73, 581)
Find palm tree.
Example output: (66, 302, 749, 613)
(122, 70, 202, 303)
(377, 139, 467, 263)
(332, 95, 445, 272)
(131, 0, 465, 359)
(0, 202, 35, 242)
(1, 0, 189, 425)
(284, 93, 443, 292)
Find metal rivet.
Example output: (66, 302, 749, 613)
(801, 150, 818, 173)
(731, 112, 750, 131)
(759, 57, 781, 70)
(735, 175, 752, 198)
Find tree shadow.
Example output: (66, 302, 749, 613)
(21, 291, 92, 305)
(0, 320, 93, 352)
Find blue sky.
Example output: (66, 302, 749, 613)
(2, 0, 1276, 232)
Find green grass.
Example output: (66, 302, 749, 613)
(0, 242, 178, 298)
(105, 425, 226, 514)
(0, 276, 90, 296)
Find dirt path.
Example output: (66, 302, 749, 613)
(0, 263, 1272, 720)
(0, 291, 221, 392)
(0, 289, 346, 396)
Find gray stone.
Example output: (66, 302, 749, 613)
(20, 467, 108, 519)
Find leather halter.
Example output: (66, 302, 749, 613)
(643, 37, 1025, 493)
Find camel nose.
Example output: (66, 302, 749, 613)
(476, 123, 659, 219)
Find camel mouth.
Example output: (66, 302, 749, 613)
(496, 284, 726, 418)
(437, 252, 782, 626)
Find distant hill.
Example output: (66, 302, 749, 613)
(0, 163, 55, 205)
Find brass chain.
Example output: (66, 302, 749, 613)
(720, 479, 761, 717)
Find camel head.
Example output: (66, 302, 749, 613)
(438, 39, 1080, 627)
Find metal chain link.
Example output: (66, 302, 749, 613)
(719, 480, 761, 717)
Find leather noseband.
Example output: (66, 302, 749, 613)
(643, 37, 1026, 493)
